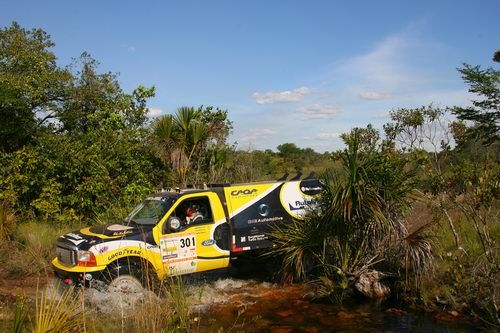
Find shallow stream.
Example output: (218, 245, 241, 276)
(185, 277, 475, 333)
(74, 270, 476, 333)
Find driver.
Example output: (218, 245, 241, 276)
(185, 204, 203, 224)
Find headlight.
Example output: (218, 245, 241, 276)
(77, 250, 97, 267)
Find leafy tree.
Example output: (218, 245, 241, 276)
(277, 143, 305, 172)
(0, 22, 159, 223)
(452, 58, 499, 145)
(0, 22, 71, 151)
(60, 53, 155, 133)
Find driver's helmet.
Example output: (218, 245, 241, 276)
(186, 204, 199, 216)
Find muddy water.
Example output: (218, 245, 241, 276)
(183, 278, 475, 333)
(37, 272, 475, 332)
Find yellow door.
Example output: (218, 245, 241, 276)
(156, 192, 230, 277)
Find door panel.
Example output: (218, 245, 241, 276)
(157, 193, 230, 277)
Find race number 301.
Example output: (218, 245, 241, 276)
(179, 236, 195, 248)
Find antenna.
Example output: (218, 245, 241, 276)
(277, 173, 289, 181)
(304, 171, 316, 179)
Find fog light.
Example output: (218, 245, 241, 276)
(63, 278, 73, 284)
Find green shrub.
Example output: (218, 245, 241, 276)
(0, 202, 16, 240)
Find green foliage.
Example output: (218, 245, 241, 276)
(0, 202, 16, 240)
(268, 216, 324, 282)
(0, 22, 72, 152)
(382, 62, 499, 326)
(13, 222, 70, 274)
(270, 126, 420, 296)
(33, 284, 84, 333)
(0, 130, 160, 222)
(152, 106, 232, 187)
(11, 296, 28, 333)
(423, 210, 500, 328)
(452, 62, 500, 145)
(0, 22, 161, 225)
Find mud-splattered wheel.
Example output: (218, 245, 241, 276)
(104, 260, 145, 294)
(108, 274, 144, 294)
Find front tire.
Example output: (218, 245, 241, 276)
(103, 259, 145, 294)
(108, 274, 144, 294)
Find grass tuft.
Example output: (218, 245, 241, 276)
(32, 283, 83, 333)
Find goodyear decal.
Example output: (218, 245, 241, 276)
(107, 249, 142, 261)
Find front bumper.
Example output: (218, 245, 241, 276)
(52, 258, 107, 286)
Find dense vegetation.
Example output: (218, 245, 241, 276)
(0, 22, 498, 330)
(0, 22, 332, 227)
(270, 55, 500, 327)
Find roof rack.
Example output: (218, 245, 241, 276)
(206, 183, 231, 188)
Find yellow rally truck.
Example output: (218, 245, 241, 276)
(52, 178, 322, 287)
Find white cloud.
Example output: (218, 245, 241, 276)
(337, 25, 428, 93)
(296, 104, 338, 119)
(315, 132, 341, 140)
(238, 128, 277, 144)
(253, 86, 312, 104)
(359, 91, 390, 100)
(147, 107, 163, 118)
(128, 46, 136, 52)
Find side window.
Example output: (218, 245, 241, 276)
(173, 196, 213, 227)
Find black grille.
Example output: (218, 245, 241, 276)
(56, 239, 77, 267)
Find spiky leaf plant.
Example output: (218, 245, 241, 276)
(33, 284, 83, 333)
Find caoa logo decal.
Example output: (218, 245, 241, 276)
(231, 189, 257, 196)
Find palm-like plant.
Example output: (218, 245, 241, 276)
(270, 126, 423, 295)
(152, 107, 207, 187)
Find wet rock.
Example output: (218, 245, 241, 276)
(337, 310, 355, 320)
(434, 311, 457, 322)
(293, 299, 308, 307)
(355, 270, 390, 300)
(385, 308, 407, 316)
(270, 326, 294, 333)
(319, 315, 337, 326)
(277, 309, 295, 318)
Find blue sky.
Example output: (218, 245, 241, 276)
(2, 1, 499, 152)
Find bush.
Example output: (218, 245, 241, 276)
(0, 202, 16, 240)
(0, 221, 73, 277)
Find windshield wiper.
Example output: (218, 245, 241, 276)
(126, 219, 138, 226)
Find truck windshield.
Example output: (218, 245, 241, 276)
(125, 196, 175, 226)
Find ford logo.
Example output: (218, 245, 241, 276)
(202, 239, 216, 246)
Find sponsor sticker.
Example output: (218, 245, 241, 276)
(201, 239, 216, 246)
(98, 246, 109, 254)
(65, 233, 83, 240)
(160, 233, 197, 275)
(107, 249, 141, 261)
(230, 189, 258, 196)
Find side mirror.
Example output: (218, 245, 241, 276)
(166, 216, 181, 232)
